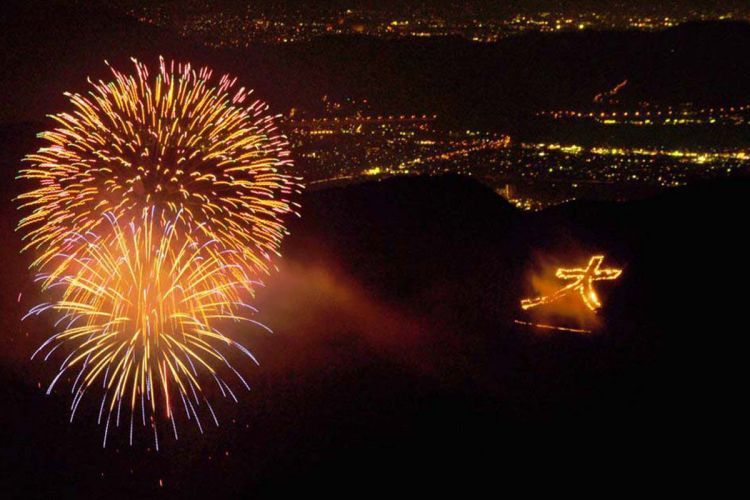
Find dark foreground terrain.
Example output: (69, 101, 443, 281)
(1, 165, 747, 496)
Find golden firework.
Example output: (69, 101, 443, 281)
(18, 58, 301, 447)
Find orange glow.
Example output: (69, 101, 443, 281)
(521, 255, 622, 312)
(512, 319, 592, 334)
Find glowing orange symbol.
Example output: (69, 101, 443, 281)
(521, 255, 622, 312)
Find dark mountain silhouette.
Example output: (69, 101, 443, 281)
(1, 166, 747, 496)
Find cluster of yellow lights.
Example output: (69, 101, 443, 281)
(525, 142, 749, 167)
(17, 57, 301, 447)
(521, 255, 622, 312)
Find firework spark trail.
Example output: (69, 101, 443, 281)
(17, 58, 302, 447)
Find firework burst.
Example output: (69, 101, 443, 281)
(17, 58, 301, 447)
